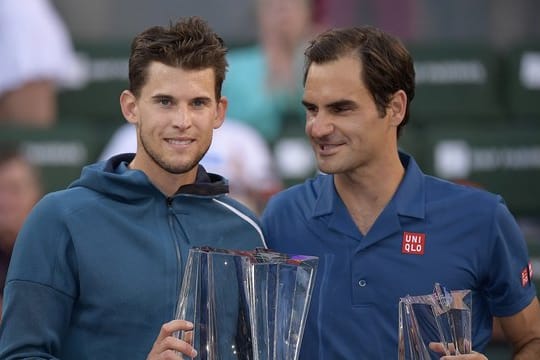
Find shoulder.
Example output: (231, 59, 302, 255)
(422, 175, 513, 231)
(402, 151, 502, 211)
(211, 195, 263, 231)
(11, 189, 88, 256)
(425, 175, 502, 207)
(47, 185, 105, 211)
(263, 175, 327, 218)
(22, 185, 107, 236)
(33, 187, 90, 214)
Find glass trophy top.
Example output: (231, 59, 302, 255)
(190, 246, 319, 266)
(398, 283, 472, 360)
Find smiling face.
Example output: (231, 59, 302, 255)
(303, 55, 404, 176)
(120, 61, 226, 193)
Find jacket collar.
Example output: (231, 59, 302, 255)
(79, 153, 229, 198)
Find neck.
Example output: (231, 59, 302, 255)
(334, 152, 405, 235)
(128, 157, 198, 197)
(337, 152, 404, 196)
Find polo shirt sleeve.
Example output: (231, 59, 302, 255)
(485, 198, 537, 317)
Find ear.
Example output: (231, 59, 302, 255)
(388, 90, 407, 127)
(120, 90, 139, 125)
(214, 96, 228, 129)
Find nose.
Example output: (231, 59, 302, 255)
(172, 106, 192, 130)
(306, 113, 333, 138)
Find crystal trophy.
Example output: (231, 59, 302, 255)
(398, 283, 472, 359)
(175, 246, 318, 360)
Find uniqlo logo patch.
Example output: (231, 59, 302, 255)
(522, 262, 533, 287)
(402, 232, 425, 255)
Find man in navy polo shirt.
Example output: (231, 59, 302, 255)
(261, 25, 540, 359)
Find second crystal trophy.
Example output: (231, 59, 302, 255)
(175, 246, 318, 360)
(398, 283, 472, 360)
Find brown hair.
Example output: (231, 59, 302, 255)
(304, 26, 415, 138)
(128, 16, 228, 99)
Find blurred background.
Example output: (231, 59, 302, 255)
(1, 0, 539, 356)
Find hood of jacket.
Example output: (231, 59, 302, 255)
(68, 153, 229, 201)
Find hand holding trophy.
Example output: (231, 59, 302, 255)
(399, 283, 472, 360)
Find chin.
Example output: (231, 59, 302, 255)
(168, 163, 198, 175)
(319, 162, 352, 175)
(317, 165, 336, 175)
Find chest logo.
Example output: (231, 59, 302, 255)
(402, 232, 425, 255)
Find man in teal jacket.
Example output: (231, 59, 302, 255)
(0, 17, 265, 359)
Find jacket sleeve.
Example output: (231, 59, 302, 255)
(0, 194, 78, 359)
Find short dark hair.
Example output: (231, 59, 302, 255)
(128, 16, 228, 99)
(303, 26, 415, 138)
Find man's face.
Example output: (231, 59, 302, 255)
(303, 55, 399, 175)
(0, 157, 41, 251)
(123, 62, 226, 182)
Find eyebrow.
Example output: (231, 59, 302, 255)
(150, 94, 213, 103)
(301, 100, 314, 108)
(192, 96, 212, 102)
(326, 99, 357, 109)
(151, 94, 174, 101)
(301, 99, 358, 109)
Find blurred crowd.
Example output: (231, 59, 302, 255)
(2, 0, 540, 206)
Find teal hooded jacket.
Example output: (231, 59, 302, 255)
(0, 154, 266, 359)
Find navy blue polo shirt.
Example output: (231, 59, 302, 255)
(261, 152, 536, 359)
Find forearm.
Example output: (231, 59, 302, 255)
(513, 338, 540, 359)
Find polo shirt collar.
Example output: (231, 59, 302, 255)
(394, 151, 425, 219)
(311, 151, 425, 220)
(312, 174, 335, 217)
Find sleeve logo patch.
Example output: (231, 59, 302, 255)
(402, 232, 425, 255)
(522, 261, 533, 287)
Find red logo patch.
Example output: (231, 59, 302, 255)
(522, 262, 533, 287)
(522, 268, 529, 287)
(402, 232, 426, 255)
